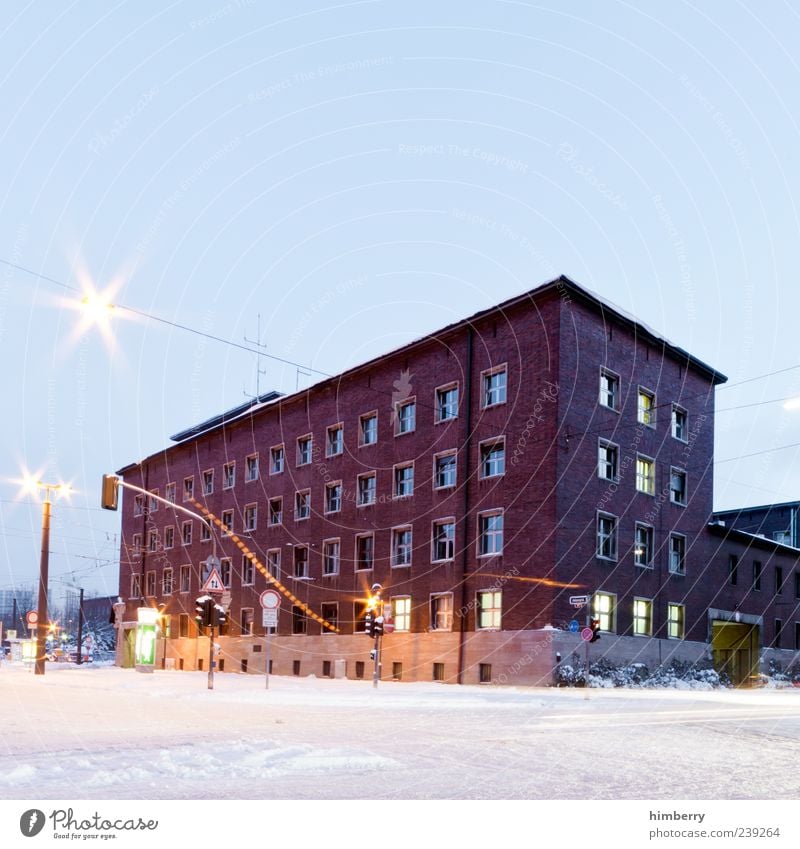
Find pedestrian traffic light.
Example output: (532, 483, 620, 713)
(364, 609, 374, 637)
(100, 474, 119, 510)
(215, 604, 226, 629)
(373, 615, 384, 637)
(590, 618, 601, 642)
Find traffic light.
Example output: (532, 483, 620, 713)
(195, 597, 212, 629)
(373, 615, 384, 637)
(101, 474, 119, 510)
(215, 603, 226, 629)
(364, 609, 374, 637)
(590, 618, 601, 642)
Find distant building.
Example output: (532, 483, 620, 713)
(113, 276, 800, 686)
(713, 501, 800, 549)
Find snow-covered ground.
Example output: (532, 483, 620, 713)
(1, 662, 799, 799)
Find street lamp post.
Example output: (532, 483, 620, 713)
(33, 483, 66, 676)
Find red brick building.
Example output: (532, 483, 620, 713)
(115, 276, 800, 685)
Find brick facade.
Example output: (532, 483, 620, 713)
(115, 277, 800, 684)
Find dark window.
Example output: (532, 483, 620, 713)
(292, 605, 307, 634)
(479, 663, 493, 684)
(179, 613, 189, 638)
(796, 572, 800, 599)
(356, 534, 374, 570)
(729, 554, 739, 586)
(293, 660, 301, 676)
(322, 660, 332, 678)
(775, 565, 784, 595)
(753, 561, 762, 591)
(774, 619, 783, 648)
(795, 622, 800, 651)
(240, 658, 248, 673)
(392, 662, 403, 681)
(355, 661, 365, 679)
(432, 663, 445, 682)
(321, 603, 338, 631)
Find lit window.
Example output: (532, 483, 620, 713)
(597, 513, 617, 560)
(671, 405, 688, 441)
(636, 455, 655, 495)
(325, 482, 342, 513)
(394, 463, 414, 497)
(323, 540, 340, 575)
(356, 534, 374, 570)
(245, 454, 259, 482)
(223, 462, 236, 489)
(295, 490, 310, 520)
(326, 424, 343, 457)
(638, 388, 655, 427)
(391, 527, 413, 567)
(270, 445, 284, 474)
(360, 412, 378, 445)
(436, 385, 458, 421)
(480, 440, 505, 478)
(203, 470, 214, 495)
(670, 468, 687, 506)
(430, 594, 453, 631)
(294, 547, 309, 578)
(396, 399, 416, 434)
(482, 367, 507, 407)
(669, 535, 686, 575)
(478, 511, 503, 556)
(432, 520, 455, 561)
(634, 523, 653, 568)
(599, 368, 619, 410)
(269, 497, 282, 525)
(633, 598, 652, 636)
(357, 472, 376, 506)
(297, 436, 313, 466)
(434, 452, 457, 489)
(244, 503, 257, 532)
(477, 590, 501, 629)
(592, 592, 616, 632)
(598, 440, 618, 481)
(392, 597, 411, 632)
(667, 603, 684, 639)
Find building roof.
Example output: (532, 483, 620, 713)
(706, 521, 800, 554)
(119, 275, 727, 472)
(713, 500, 800, 516)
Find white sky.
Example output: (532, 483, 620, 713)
(2, 1, 800, 595)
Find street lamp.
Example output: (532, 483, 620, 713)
(23, 479, 71, 676)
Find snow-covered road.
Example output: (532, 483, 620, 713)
(1, 664, 799, 799)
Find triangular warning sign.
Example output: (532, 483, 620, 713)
(201, 568, 225, 593)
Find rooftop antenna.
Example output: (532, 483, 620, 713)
(244, 313, 268, 399)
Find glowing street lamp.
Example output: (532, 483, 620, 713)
(20, 478, 72, 676)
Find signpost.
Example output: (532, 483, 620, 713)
(260, 590, 281, 689)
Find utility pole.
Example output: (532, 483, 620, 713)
(76, 587, 84, 665)
(34, 489, 54, 675)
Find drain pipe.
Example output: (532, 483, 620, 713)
(456, 326, 475, 685)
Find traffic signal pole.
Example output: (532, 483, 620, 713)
(208, 623, 214, 690)
(372, 631, 382, 688)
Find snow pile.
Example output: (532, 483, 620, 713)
(556, 659, 729, 689)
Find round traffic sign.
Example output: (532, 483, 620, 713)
(569, 619, 580, 633)
(260, 590, 281, 610)
(580, 627, 594, 642)
(26, 611, 38, 626)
